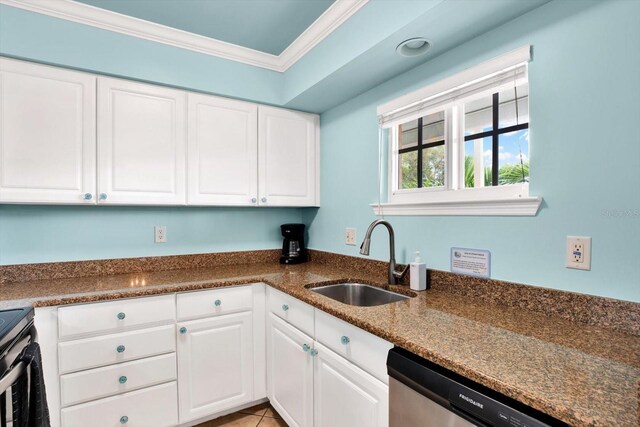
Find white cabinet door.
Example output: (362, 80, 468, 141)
(0, 58, 96, 204)
(313, 342, 388, 427)
(187, 93, 258, 206)
(177, 311, 253, 423)
(267, 313, 314, 427)
(258, 106, 319, 207)
(97, 77, 186, 205)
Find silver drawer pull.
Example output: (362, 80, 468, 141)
(116, 345, 125, 353)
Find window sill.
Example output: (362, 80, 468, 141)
(371, 196, 542, 216)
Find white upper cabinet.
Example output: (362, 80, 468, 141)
(187, 93, 258, 206)
(0, 58, 319, 207)
(0, 58, 96, 204)
(258, 106, 319, 207)
(97, 77, 186, 205)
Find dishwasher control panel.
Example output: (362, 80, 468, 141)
(450, 384, 550, 427)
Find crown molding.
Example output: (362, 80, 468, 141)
(278, 0, 369, 70)
(0, 0, 369, 72)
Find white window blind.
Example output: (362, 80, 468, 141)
(377, 45, 531, 129)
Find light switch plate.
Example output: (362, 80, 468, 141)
(565, 236, 591, 270)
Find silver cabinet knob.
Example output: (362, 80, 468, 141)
(117, 312, 126, 320)
(119, 375, 127, 384)
(99, 193, 108, 201)
(310, 348, 318, 357)
(83, 193, 93, 201)
(120, 416, 128, 424)
(341, 336, 350, 345)
(261, 197, 267, 203)
(282, 304, 289, 312)
(116, 345, 125, 353)
(214, 299, 222, 307)
(302, 343, 310, 352)
(251, 197, 257, 203)
(179, 326, 187, 335)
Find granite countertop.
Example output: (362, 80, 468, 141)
(1, 261, 639, 426)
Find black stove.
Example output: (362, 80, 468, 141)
(0, 307, 34, 375)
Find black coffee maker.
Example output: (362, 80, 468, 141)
(280, 223, 308, 264)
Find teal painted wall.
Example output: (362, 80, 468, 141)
(0, 5, 283, 104)
(0, 5, 300, 265)
(305, 0, 640, 302)
(0, 206, 301, 265)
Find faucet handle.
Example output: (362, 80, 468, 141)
(393, 264, 410, 281)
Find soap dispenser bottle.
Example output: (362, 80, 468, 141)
(410, 251, 427, 291)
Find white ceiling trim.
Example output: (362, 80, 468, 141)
(0, 0, 369, 72)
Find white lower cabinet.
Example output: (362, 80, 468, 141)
(37, 284, 387, 427)
(314, 342, 388, 427)
(60, 353, 177, 407)
(267, 313, 314, 427)
(61, 382, 178, 427)
(266, 305, 390, 427)
(177, 311, 254, 423)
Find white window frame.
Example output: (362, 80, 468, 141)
(374, 46, 542, 216)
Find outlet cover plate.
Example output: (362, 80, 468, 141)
(565, 236, 591, 270)
(155, 225, 167, 243)
(345, 228, 356, 246)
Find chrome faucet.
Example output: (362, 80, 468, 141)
(359, 220, 409, 285)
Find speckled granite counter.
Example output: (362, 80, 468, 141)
(1, 256, 639, 426)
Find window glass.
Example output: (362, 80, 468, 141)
(399, 119, 418, 149)
(421, 145, 445, 187)
(464, 137, 492, 188)
(498, 130, 529, 185)
(499, 83, 529, 128)
(462, 84, 529, 188)
(464, 94, 493, 136)
(399, 151, 418, 189)
(397, 111, 446, 190)
(422, 111, 445, 143)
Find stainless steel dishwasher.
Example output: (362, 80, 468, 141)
(387, 347, 566, 427)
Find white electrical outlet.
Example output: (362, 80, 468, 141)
(565, 236, 591, 270)
(345, 228, 356, 246)
(155, 225, 167, 243)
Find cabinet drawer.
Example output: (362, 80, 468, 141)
(58, 294, 175, 339)
(267, 287, 314, 336)
(315, 309, 393, 384)
(58, 324, 175, 374)
(61, 381, 178, 427)
(60, 353, 177, 407)
(177, 285, 252, 321)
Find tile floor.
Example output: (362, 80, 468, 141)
(195, 403, 288, 427)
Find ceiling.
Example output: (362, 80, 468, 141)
(75, 0, 335, 55)
(2, 0, 555, 113)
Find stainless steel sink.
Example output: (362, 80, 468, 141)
(310, 283, 410, 307)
